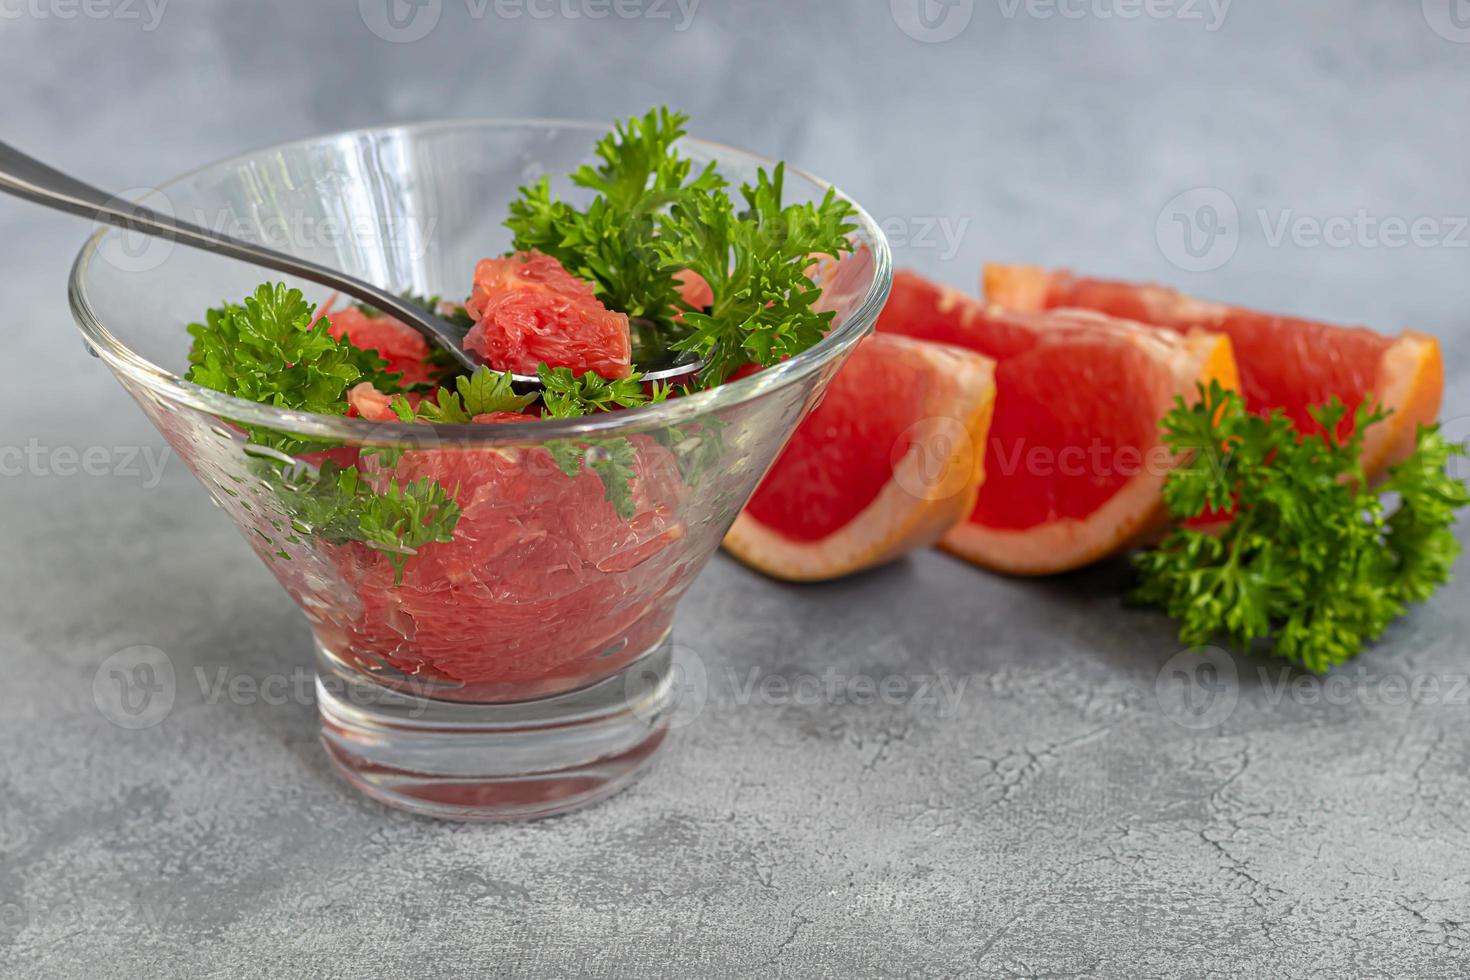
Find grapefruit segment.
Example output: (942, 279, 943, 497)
(724, 333, 997, 582)
(321, 304, 435, 387)
(464, 250, 633, 378)
(877, 271, 1238, 575)
(984, 265, 1443, 476)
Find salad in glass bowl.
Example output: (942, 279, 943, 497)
(70, 109, 891, 820)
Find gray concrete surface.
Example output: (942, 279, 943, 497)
(3, 1, 1470, 976)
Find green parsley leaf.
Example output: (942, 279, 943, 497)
(1132, 380, 1470, 673)
(411, 367, 538, 424)
(658, 163, 858, 386)
(277, 460, 461, 585)
(535, 363, 665, 516)
(186, 283, 400, 454)
(537, 365, 665, 418)
(546, 437, 642, 520)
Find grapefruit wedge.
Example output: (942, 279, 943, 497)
(984, 265, 1443, 476)
(877, 271, 1238, 575)
(724, 333, 997, 582)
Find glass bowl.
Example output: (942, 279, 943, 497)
(68, 119, 892, 821)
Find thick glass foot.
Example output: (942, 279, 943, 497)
(315, 633, 673, 821)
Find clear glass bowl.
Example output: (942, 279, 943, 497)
(68, 119, 892, 820)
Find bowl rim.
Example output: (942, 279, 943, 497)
(68, 117, 893, 443)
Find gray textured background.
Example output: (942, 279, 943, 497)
(3, 2, 1470, 977)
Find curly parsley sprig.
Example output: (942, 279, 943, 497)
(279, 461, 461, 585)
(1132, 381, 1470, 673)
(507, 107, 859, 388)
(506, 107, 725, 330)
(391, 366, 538, 424)
(537, 365, 668, 417)
(186, 283, 400, 453)
(658, 164, 857, 386)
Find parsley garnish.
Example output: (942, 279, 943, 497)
(1132, 381, 1470, 672)
(186, 283, 399, 452)
(278, 461, 460, 585)
(658, 164, 857, 385)
(506, 107, 724, 331)
(535, 366, 667, 517)
(507, 107, 858, 387)
(398, 366, 538, 424)
(538, 365, 667, 418)
(547, 438, 643, 520)
(187, 283, 466, 582)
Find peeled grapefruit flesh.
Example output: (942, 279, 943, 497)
(984, 265, 1443, 476)
(877, 271, 1239, 575)
(322, 305, 435, 387)
(464, 250, 632, 378)
(310, 383, 686, 695)
(724, 332, 997, 582)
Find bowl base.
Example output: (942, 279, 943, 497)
(315, 633, 673, 821)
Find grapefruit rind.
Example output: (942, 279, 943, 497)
(1365, 332, 1444, 475)
(724, 338, 998, 583)
(938, 324, 1239, 576)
